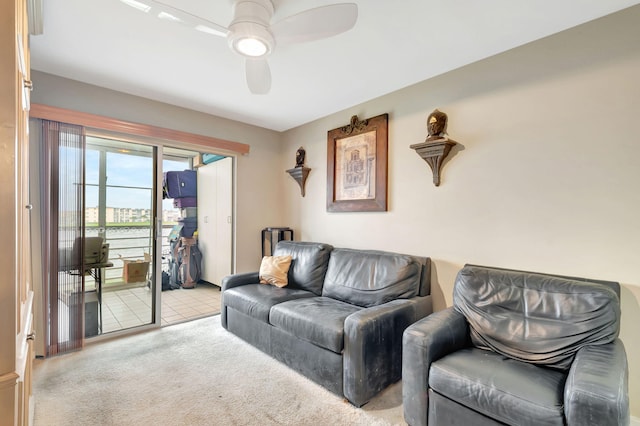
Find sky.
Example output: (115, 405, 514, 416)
(85, 149, 188, 210)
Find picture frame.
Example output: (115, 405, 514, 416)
(326, 113, 388, 212)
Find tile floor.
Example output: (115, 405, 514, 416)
(100, 282, 222, 333)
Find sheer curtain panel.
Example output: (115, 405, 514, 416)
(39, 119, 86, 355)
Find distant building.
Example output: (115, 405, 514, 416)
(85, 206, 155, 224)
(163, 209, 181, 223)
(85, 206, 99, 223)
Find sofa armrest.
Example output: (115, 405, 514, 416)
(343, 295, 432, 407)
(221, 271, 260, 291)
(565, 338, 629, 426)
(402, 307, 470, 426)
(220, 272, 259, 328)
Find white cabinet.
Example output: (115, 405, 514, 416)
(197, 157, 233, 286)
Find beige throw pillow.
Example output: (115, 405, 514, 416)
(259, 255, 292, 288)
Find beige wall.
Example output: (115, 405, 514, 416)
(282, 6, 640, 417)
(30, 71, 285, 272)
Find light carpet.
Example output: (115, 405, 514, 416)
(33, 315, 407, 425)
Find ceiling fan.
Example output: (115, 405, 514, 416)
(120, 0, 358, 94)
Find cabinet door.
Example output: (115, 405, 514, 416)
(197, 157, 233, 286)
(213, 157, 233, 285)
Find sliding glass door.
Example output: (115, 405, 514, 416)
(85, 136, 156, 334)
(82, 140, 231, 334)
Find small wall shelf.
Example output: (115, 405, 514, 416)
(286, 166, 311, 196)
(410, 138, 457, 186)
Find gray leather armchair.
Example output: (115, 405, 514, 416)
(403, 264, 629, 426)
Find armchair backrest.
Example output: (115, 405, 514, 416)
(453, 264, 620, 370)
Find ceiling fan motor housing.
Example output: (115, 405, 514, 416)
(228, 0, 275, 57)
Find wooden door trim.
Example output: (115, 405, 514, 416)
(30, 103, 250, 155)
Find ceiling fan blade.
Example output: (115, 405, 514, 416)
(245, 58, 271, 94)
(271, 3, 357, 45)
(123, 0, 230, 37)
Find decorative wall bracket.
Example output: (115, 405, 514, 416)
(410, 139, 457, 186)
(287, 146, 310, 196)
(410, 109, 458, 186)
(286, 166, 311, 196)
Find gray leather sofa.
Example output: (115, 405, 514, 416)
(221, 241, 433, 407)
(403, 264, 629, 426)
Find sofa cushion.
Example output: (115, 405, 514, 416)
(453, 265, 620, 370)
(273, 241, 333, 295)
(223, 284, 316, 323)
(430, 347, 566, 426)
(322, 248, 421, 307)
(269, 297, 362, 353)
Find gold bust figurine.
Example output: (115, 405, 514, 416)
(426, 109, 448, 141)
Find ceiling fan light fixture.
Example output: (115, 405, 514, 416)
(228, 21, 274, 58)
(227, 0, 275, 58)
(131, 0, 357, 95)
(235, 37, 268, 57)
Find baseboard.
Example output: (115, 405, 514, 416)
(631, 415, 640, 426)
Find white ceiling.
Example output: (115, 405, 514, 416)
(30, 0, 639, 132)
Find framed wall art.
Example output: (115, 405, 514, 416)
(326, 113, 388, 212)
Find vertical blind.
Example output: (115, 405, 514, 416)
(40, 119, 86, 355)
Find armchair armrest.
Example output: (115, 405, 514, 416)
(343, 296, 432, 407)
(565, 338, 629, 426)
(221, 271, 260, 291)
(402, 307, 470, 426)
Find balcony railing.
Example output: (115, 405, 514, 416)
(86, 223, 176, 289)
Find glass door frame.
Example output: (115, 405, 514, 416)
(84, 133, 158, 336)
(83, 128, 237, 340)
